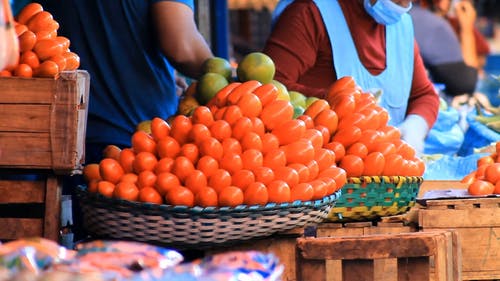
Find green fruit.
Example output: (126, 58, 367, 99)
(293, 105, 305, 119)
(289, 90, 307, 108)
(196, 72, 229, 105)
(271, 80, 290, 101)
(236, 52, 275, 84)
(202, 57, 232, 81)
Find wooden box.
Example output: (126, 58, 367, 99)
(0, 70, 90, 174)
(0, 173, 62, 242)
(296, 230, 461, 281)
(419, 197, 500, 280)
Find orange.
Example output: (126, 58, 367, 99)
(195, 186, 218, 207)
(35, 29, 57, 40)
(328, 93, 356, 120)
(243, 182, 269, 205)
(241, 149, 263, 171)
(271, 119, 306, 146)
(165, 185, 194, 207)
(253, 83, 279, 107)
(196, 155, 219, 178)
(236, 93, 262, 118)
(263, 148, 287, 170)
(261, 133, 280, 154)
(87, 179, 99, 193)
(131, 130, 156, 154)
(196, 72, 229, 105)
(273, 166, 300, 188)
(171, 156, 195, 182)
(97, 180, 116, 198)
(16, 3, 44, 24)
(155, 172, 180, 195)
(382, 154, 404, 176)
(180, 143, 199, 164)
(288, 163, 310, 184)
(208, 169, 232, 194)
(296, 114, 314, 129)
(231, 169, 255, 191)
(119, 148, 136, 173)
(314, 125, 331, 147)
(33, 38, 64, 61)
(250, 117, 266, 136)
(18, 30, 36, 53)
(189, 123, 212, 145)
(199, 137, 224, 161)
(0, 70, 12, 77)
(133, 151, 158, 173)
(309, 179, 328, 200)
(220, 153, 243, 175)
(15, 23, 28, 36)
(99, 158, 125, 184)
(231, 116, 253, 140)
(184, 169, 208, 194)
(191, 105, 215, 126)
(252, 166, 275, 185)
(151, 117, 170, 141)
(290, 182, 314, 202)
(113, 181, 140, 201)
(226, 80, 263, 105)
(314, 148, 336, 172)
(362, 152, 385, 176)
(119, 173, 138, 184)
(313, 109, 338, 135)
(339, 154, 364, 178)
(83, 163, 101, 182)
(137, 170, 157, 189)
(305, 160, 320, 181)
(170, 115, 193, 145)
(34, 60, 59, 78)
(222, 105, 243, 126)
(282, 139, 315, 165)
(211, 82, 241, 108)
(155, 157, 174, 174)
(26, 11, 55, 33)
(302, 128, 324, 150)
(102, 144, 121, 161)
(337, 112, 366, 131)
(54, 36, 70, 50)
(468, 179, 494, 196)
(324, 141, 345, 163)
(222, 137, 242, 155)
(139, 187, 163, 205)
(346, 142, 368, 159)
(326, 76, 356, 97)
(303, 99, 330, 119)
(157, 136, 181, 159)
(49, 54, 67, 72)
(218, 186, 244, 207)
(331, 126, 362, 148)
(62, 51, 80, 70)
(210, 119, 232, 142)
(13, 63, 33, 78)
(240, 131, 262, 151)
(259, 99, 294, 131)
(484, 163, 500, 184)
(267, 180, 291, 203)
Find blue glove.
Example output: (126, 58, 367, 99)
(397, 114, 429, 156)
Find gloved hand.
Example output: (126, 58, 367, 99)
(397, 114, 429, 156)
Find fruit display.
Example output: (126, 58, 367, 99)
(460, 140, 500, 195)
(0, 2, 80, 78)
(83, 53, 424, 209)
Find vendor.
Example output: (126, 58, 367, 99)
(263, 0, 440, 155)
(35, 0, 213, 165)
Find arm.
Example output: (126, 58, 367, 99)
(263, 2, 331, 98)
(151, 1, 213, 79)
(406, 41, 440, 130)
(453, 0, 478, 68)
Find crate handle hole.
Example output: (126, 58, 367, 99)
(473, 203, 481, 208)
(446, 205, 456, 209)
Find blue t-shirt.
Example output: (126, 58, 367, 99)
(34, 0, 194, 147)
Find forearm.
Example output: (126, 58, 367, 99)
(459, 28, 478, 68)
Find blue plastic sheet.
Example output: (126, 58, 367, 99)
(457, 110, 500, 156)
(423, 153, 487, 180)
(424, 107, 464, 155)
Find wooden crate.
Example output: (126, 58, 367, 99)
(419, 197, 500, 280)
(0, 173, 62, 242)
(317, 220, 417, 237)
(0, 70, 90, 174)
(296, 230, 461, 281)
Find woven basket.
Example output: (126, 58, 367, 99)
(75, 186, 341, 249)
(326, 176, 423, 222)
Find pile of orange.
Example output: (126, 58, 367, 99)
(324, 76, 425, 178)
(84, 80, 347, 208)
(0, 2, 80, 78)
(461, 141, 500, 195)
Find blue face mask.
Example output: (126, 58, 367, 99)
(364, 0, 412, 25)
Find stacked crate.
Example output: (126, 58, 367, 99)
(0, 70, 90, 242)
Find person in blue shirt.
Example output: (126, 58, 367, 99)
(34, 0, 213, 164)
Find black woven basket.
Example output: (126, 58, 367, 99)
(326, 176, 423, 222)
(75, 186, 341, 249)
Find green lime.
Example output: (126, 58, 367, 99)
(202, 57, 232, 81)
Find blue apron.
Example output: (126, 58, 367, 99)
(273, 0, 414, 125)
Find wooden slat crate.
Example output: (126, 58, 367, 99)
(0, 70, 90, 174)
(296, 230, 461, 281)
(0, 173, 62, 242)
(316, 219, 417, 237)
(419, 197, 500, 280)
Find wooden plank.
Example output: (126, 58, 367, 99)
(398, 257, 429, 281)
(343, 259, 373, 281)
(419, 208, 500, 228)
(0, 180, 45, 203)
(0, 218, 43, 239)
(297, 232, 442, 260)
(44, 176, 61, 241)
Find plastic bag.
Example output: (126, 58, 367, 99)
(424, 106, 464, 155)
(423, 153, 487, 180)
(457, 109, 500, 156)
